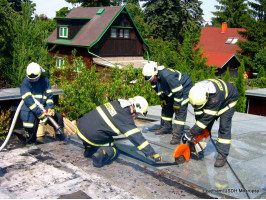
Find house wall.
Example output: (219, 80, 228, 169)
(217, 58, 240, 77)
(246, 96, 266, 116)
(91, 13, 145, 57)
(48, 45, 94, 69)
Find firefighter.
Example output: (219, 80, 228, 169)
(186, 79, 239, 167)
(76, 96, 162, 168)
(142, 61, 193, 145)
(20, 62, 65, 146)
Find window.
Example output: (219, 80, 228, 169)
(231, 38, 239, 44)
(56, 57, 65, 68)
(111, 28, 117, 38)
(225, 37, 239, 44)
(110, 27, 131, 39)
(119, 29, 123, 37)
(59, 26, 68, 38)
(124, 29, 130, 38)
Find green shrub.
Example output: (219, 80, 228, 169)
(0, 108, 11, 141)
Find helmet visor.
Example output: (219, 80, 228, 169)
(27, 74, 40, 82)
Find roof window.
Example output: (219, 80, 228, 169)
(96, 8, 105, 15)
(225, 37, 239, 44)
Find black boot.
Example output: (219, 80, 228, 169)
(155, 127, 172, 135)
(155, 120, 172, 135)
(170, 135, 181, 145)
(92, 149, 108, 168)
(214, 153, 227, 167)
(56, 128, 65, 141)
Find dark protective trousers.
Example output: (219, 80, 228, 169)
(25, 112, 64, 144)
(160, 97, 189, 137)
(206, 107, 235, 157)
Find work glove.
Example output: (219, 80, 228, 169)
(48, 108, 55, 116)
(150, 153, 162, 162)
(160, 100, 167, 108)
(38, 113, 48, 124)
(184, 130, 195, 142)
(173, 105, 181, 114)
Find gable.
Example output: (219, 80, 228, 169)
(47, 6, 148, 50)
(203, 52, 240, 68)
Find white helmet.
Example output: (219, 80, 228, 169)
(26, 62, 41, 82)
(142, 61, 158, 81)
(129, 96, 149, 116)
(189, 83, 209, 110)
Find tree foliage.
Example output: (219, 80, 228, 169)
(212, 0, 248, 27)
(235, 61, 246, 113)
(142, 0, 203, 49)
(237, 0, 266, 71)
(0, 1, 52, 87)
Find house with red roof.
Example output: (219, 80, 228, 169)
(198, 23, 246, 76)
(47, 6, 149, 70)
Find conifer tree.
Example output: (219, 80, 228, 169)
(235, 61, 246, 113)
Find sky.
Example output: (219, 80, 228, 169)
(31, 0, 218, 23)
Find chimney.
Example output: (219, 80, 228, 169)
(221, 22, 227, 33)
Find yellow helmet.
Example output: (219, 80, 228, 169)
(26, 62, 41, 82)
(142, 61, 158, 81)
(189, 83, 209, 110)
(129, 96, 149, 116)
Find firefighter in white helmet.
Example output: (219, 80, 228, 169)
(142, 61, 193, 145)
(76, 96, 162, 168)
(186, 79, 239, 167)
(20, 62, 65, 146)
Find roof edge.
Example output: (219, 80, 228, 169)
(89, 5, 149, 50)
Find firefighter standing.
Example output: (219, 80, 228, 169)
(186, 79, 239, 167)
(20, 62, 65, 146)
(76, 96, 162, 168)
(142, 61, 193, 145)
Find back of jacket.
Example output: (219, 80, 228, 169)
(191, 79, 239, 135)
(77, 101, 155, 157)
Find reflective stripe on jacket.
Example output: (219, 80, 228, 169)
(191, 79, 239, 135)
(151, 68, 192, 107)
(20, 76, 54, 123)
(76, 101, 156, 157)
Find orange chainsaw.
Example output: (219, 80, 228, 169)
(172, 129, 210, 164)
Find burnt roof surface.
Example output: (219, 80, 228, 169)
(47, 6, 123, 48)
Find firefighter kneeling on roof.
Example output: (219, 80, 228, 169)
(76, 96, 162, 168)
(186, 79, 239, 167)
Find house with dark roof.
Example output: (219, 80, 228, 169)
(47, 6, 149, 70)
(198, 23, 246, 77)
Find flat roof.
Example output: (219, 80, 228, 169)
(0, 88, 63, 101)
(245, 88, 266, 98)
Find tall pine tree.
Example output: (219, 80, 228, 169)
(212, 0, 248, 27)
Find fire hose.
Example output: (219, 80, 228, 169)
(0, 98, 63, 152)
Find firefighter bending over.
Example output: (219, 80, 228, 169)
(186, 79, 239, 167)
(20, 62, 65, 146)
(76, 96, 162, 168)
(142, 61, 193, 145)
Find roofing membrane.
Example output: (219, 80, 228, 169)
(71, 104, 265, 199)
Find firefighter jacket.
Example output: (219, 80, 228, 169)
(20, 75, 54, 127)
(151, 67, 191, 107)
(76, 101, 156, 157)
(191, 79, 239, 135)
